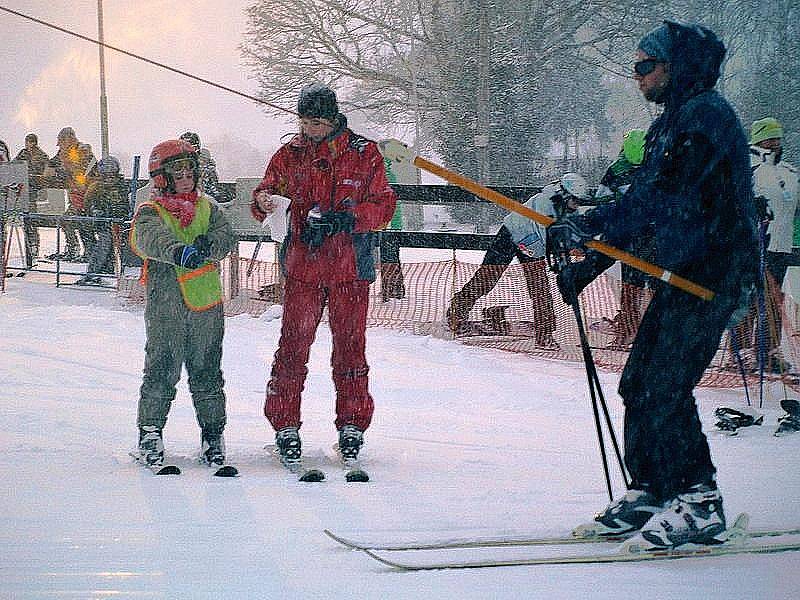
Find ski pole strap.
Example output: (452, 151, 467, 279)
(413, 156, 714, 301)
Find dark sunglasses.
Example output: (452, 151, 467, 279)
(634, 58, 662, 77)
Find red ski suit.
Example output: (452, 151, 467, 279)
(251, 128, 396, 432)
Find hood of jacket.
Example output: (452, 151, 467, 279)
(661, 21, 726, 109)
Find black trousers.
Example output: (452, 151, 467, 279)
(619, 281, 737, 502)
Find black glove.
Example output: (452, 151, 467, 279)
(173, 244, 205, 269)
(546, 213, 594, 255)
(754, 196, 773, 222)
(555, 251, 614, 305)
(300, 210, 356, 248)
(193, 234, 212, 259)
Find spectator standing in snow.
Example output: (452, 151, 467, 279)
(593, 129, 649, 348)
(547, 21, 758, 550)
(446, 173, 590, 349)
(44, 127, 97, 261)
(251, 83, 396, 465)
(130, 139, 235, 469)
(15, 133, 49, 265)
(179, 131, 228, 204)
(730, 118, 798, 373)
(76, 156, 130, 285)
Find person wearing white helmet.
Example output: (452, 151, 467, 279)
(446, 172, 590, 348)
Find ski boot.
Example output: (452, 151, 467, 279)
(201, 429, 226, 466)
(75, 275, 102, 286)
(573, 489, 667, 538)
(338, 424, 364, 461)
(714, 407, 763, 434)
(622, 484, 726, 553)
(138, 426, 165, 466)
(775, 399, 800, 437)
(275, 426, 301, 463)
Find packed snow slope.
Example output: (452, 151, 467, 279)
(1, 278, 799, 599)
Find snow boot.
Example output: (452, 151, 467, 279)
(714, 407, 763, 434)
(338, 424, 364, 461)
(573, 489, 667, 538)
(275, 426, 301, 463)
(775, 399, 800, 437)
(201, 429, 226, 466)
(622, 484, 726, 552)
(138, 426, 164, 466)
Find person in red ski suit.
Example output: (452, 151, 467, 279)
(251, 83, 397, 463)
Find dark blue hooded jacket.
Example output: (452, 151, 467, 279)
(584, 21, 759, 298)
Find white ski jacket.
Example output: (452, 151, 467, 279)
(751, 145, 798, 253)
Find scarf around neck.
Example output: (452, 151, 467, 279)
(157, 190, 199, 227)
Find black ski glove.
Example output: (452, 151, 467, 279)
(193, 234, 213, 259)
(301, 210, 356, 248)
(173, 244, 205, 269)
(556, 251, 614, 305)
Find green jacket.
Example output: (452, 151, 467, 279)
(85, 175, 130, 219)
(131, 193, 235, 313)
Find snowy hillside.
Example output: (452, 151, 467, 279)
(1, 278, 799, 599)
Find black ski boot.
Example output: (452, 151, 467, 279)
(338, 425, 364, 461)
(276, 426, 301, 463)
(201, 429, 226, 466)
(776, 399, 800, 437)
(138, 426, 164, 466)
(714, 407, 763, 434)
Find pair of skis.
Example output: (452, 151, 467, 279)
(324, 514, 800, 570)
(268, 445, 370, 483)
(130, 452, 238, 477)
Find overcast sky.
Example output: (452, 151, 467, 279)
(0, 1, 294, 178)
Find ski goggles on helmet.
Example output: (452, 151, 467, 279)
(164, 158, 196, 178)
(634, 58, 663, 77)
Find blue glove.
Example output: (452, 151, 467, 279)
(173, 244, 204, 269)
(193, 234, 212, 259)
(546, 213, 594, 255)
(555, 251, 614, 305)
(301, 211, 355, 248)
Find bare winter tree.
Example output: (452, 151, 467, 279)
(241, 0, 635, 187)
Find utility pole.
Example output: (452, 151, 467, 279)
(475, 0, 490, 183)
(97, 0, 109, 158)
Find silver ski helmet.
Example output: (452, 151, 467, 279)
(560, 172, 590, 201)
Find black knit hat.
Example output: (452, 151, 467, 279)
(297, 83, 339, 121)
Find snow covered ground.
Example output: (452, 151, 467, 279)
(2, 276, 799, 599)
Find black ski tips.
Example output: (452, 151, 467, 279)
(213, 465, 239, 477)
(345, 468, 370, 483)
(152, 464, 181, 475)
(299, 468, 326, 482)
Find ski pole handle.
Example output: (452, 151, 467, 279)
(413, 156, 714, 301)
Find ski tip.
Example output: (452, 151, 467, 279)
(345, 469, 370, 483)
(154, 465, 181, 475)
(213, 465, 239, 477)
(299, 469, 326, 482)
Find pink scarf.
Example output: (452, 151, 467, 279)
(157, 191, 199, 227)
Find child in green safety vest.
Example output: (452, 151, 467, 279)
(130, 139, 236, 471)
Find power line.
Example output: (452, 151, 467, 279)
(0, 4, 297, 118)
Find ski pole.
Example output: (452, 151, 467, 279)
(412, 156, 714, 301)
(547, 207, 629, 501)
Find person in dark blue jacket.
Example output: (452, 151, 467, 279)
(548, 21, 759, 551)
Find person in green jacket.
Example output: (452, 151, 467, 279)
(76, 155, 130, 285)
(130, 139, 235, 470)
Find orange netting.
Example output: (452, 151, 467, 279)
(117, 255, 800, 393)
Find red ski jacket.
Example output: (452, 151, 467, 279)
(252, 128, 397, 284)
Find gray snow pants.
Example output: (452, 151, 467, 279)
(138, 302, 227, 434)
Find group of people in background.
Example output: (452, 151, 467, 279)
(0, 128, 226, 278)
